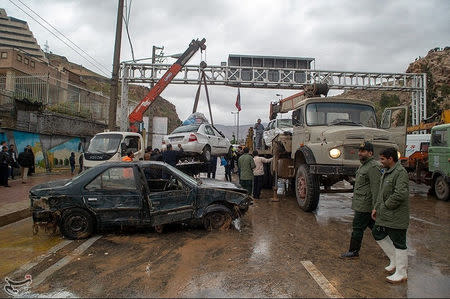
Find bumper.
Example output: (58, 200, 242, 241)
(310, 164, 358, 175)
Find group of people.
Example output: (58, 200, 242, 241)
(0, 141, 35, 187)
(341, 142, 410, 284)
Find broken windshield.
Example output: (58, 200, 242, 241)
(306, 102, 377, 127)
(87, 134, 122, 154)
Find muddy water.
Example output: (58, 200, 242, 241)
(3, 180, 450, 298)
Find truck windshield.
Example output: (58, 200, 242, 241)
(87, 134, 122, 154)
(277, 119, 293, 128)
(306, 103, 377, 127)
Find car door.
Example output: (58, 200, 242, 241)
(82, 165, 143, 225)
(204, 125, 219, 155)
(144, 164, 195, 226)
(380, 106, 408, 155)
(213, 127, 230, 155)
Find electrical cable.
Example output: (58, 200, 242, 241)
(123, 0, 135, 62)
(8, 0, 110, 76)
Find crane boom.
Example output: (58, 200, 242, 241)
(128, 38, 206, 131)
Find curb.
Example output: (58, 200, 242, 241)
(0, 208, 31, 227)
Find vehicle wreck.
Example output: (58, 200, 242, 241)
(30, 161, 251, 239)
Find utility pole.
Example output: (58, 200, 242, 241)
(151, 46, 156, 88)
(108, 0, 124, 130)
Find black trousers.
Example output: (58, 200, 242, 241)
(253, 175, 263, 198)
(0, 165, 9, 186)
(351, 211, 375, 244)
(372, 225, 407, 249)
(225, 165, 232, 181)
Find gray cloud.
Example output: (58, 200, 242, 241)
(3, 0, 449, 125)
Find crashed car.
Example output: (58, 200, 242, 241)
(263, 118, 293, 148)
(30, 161, 251, 239)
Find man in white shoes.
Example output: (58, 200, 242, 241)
(371, 148, 410, 284)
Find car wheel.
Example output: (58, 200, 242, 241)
(60, 208, 94, 239)
(434, 175, 449, 201)
(203, 209, 232, 231)
(295, 164, 320, 212)
(202, 145, 211, 162)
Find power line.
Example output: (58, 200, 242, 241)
(123, 0, 135, 62)
(8, 0, 111, 77)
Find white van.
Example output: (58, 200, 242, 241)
(83, 132, 144, 169)
(405, 134, 430, 157)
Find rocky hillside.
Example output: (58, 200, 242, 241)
(341, 47, 450, 121)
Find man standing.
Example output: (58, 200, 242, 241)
(207, 156, 218, 179)
(8, 144, 18, 180)
(0, 146, 11, 187)
(122, 151, 135, 162)
(253, 119, 264, 150)
(238, 147, 255, 195)
(26, 145, 35, 176)
(372, 147, 410, 284)
(252, 150, 273, 199)
(341, 142, 381, 258)
(18, 147, 33, 184)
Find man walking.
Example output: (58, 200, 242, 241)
(372, 147, 410, 284)
(0, 146, 11, 187)
(253, 119, 264, 150)
(237, 147, 255, 195)
(8, 144, 18, 180)
(18, 147, 33, 184)
(341, 142, 381, 258)
(69, 152, 76, 175)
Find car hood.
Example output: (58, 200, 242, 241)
(30, 179, 71, 194)
(319, 126, 394, 143)
(198, 178, 247, 193)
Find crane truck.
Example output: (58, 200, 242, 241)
(83, 38, 206, 169)
(258, 84, 408, 212)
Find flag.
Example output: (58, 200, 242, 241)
(235, 88, 241, 111)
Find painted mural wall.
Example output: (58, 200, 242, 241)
(1, 130, 84, 173)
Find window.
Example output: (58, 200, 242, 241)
(205, 125, 215, 136)
(1, 52, 7, 59)
(30, 60, 35, 68)
(123, 136, 140, 154)
(381, 108, 406, 129)
(24, 58, 29, 65)
(17, 54, 22, 62)
(86, 167, 136, 190)
(306, 102, 377, 127)
(431, 129, 448, 147)
(143, 164, 187, 192)
(292, 107, 304, 126)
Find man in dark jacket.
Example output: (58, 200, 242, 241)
(207, 156, 218, 179)
(0, 146, 11, 187)
(372, 147, 410, 284)
(18, 147, 34, 184)
(341, 142, 381, 259)
(69, 152, 76, 174)
(162, 144, 183, 167)
(8, 144, 18, 180)
(26, 145, 35, 176)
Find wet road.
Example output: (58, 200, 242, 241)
(1, 181, 449, 298)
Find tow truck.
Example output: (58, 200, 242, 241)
(83, 38, 206, 169)
(256, 84, 408, 211)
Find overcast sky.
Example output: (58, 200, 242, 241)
(3, 0, 449, 125)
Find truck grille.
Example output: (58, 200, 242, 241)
(344, 145, 391, 160)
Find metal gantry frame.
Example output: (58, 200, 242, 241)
(119, 62, 427, 130)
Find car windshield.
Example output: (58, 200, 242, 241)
(165, 163, 199, 186)
(306, 102, 377, 127)
(172, 124, 201, 134)
(277, 119, 293, 128)
(86, 134, 122, 154)
(65, 166, 98, 186)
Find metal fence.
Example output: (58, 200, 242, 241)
(0, 75, 109, 124)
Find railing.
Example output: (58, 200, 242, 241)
(0, 75, 110, 124)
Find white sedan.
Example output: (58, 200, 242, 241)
(263, 118, 293, 148)
(162, 124, 231, 161)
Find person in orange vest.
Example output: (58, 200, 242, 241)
(122, 151, 134, 162)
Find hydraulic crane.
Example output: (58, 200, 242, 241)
(128, 38, 206, 132)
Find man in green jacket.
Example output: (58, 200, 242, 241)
(372, 147, 410, 284)
(238, 147, 256, 195)
(341, 142, 381, 259)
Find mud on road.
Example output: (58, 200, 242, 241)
(2, 181, 449, 298)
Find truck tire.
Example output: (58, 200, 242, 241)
(295, 164, 320, 212)
(434, 175, 449, 201)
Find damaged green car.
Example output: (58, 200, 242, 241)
(30, 161, 251, 239)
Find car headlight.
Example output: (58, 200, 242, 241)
(329, 148, 341, 159)
(397, 151, 401, 159)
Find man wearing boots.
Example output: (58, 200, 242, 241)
(371, 147, 409, 283)
(341, 141, 381, 259)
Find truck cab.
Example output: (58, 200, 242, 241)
(429, 124, 450, 200)
(83, 132, 144, 169)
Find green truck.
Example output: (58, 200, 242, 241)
(428, 123, 450, 201)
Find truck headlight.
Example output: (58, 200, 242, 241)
(329, 148, 341, 159)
